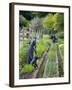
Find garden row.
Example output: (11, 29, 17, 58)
(43, 43, 64, 78)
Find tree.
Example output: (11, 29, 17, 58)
(19, 15, 29, 48)
(43, 13, 64, 34)
(19, 15, 29, 29)
(30, 17, 43, 37)
(30, 17, 43, 30)
(53, 13, 64, 31)
(43, 14, 54, 30)
(20, 11, 33, 20)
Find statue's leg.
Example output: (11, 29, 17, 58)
(30, 57, 38, 68)
(30, 57, 35, 64)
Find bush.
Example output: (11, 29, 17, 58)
(57, 38, 64, 44)
(43, 34, 50, 46)
(43, 35, 49, 40)
(21, 64, 34, 73)
(36, 41, 46, 57)
(56, 32, 64, 39)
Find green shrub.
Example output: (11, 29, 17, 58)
(19, 38, 30, 48)
(21, 64, 34, 73)
(19, 48, 27, 68)
(36, 42, 46, 57)
(43, 35, 50, 46)
(43, 35, 49, 40)
(56, 32, 64, 39)
(57, 38, 64, 44)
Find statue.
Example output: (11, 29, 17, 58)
(26, 37, 38, 68)
(50, 34, 56, 43)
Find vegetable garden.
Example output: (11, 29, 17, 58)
(19, 11, 64, 79)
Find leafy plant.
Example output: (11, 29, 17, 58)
(48, 44, 56, 60)
(19, 15, 29, 29)
(21, 64, 34, 73)
(43, 44, 57, 77)
(19, 47, 27, 69)
(43, 13, 64, 34)
(36, 41, 46, 57)
(56, 32, 64, 39)
(53, 13, 64, 31)
(43, 14, 54, 30)
(57, 38, 64, 44)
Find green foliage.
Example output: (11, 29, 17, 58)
(21, 64, 34, 73)
(57, 38, 64, 44)
(43, 13, 64, 33)
(43, 35, 49, 40)
(19, 38, 30, 71)
(36, 35, 50, 57)
(19, 47, 27, 69)
(59, 44, 64, 56)
(20, 41, 23, 48)
(42, 34, 51, 46)
(19, 38, 29, 48)
(56, 32, 64, 39)
(53, 13, 64, 31)
(45, 60, 57, 77)
(30, 17, 43, 32)
(43, 44, 57, 77)
(20, 11, 48, 20)
(36, 41, 46, 57)
(43, 14, 54, 30)
(32, 12, 48, 18)
(19, 15, 29, 28)
(48, 44, 56, 60)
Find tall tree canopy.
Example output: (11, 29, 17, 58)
(53, 13, 64, 31)
(43, 13, 64, 33)
(43, 14, 54, 30)
(19, 11, 48, 20)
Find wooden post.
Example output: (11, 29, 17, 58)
(56, 44, 64, 77)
